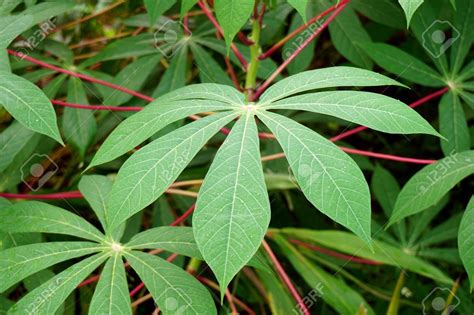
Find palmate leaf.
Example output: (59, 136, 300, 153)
(89, 253, 131, 315)
(78, 175, 113, 233)
(8, 253, 109, 315)
(0, 201, 105, 242)
(0, 71, 63, 144)
(439, 92, 470, 155)
(87, 99, 236, 169)
(214, 0, 255, 51)
(193, 111, 271, 297)
(259, 66, 404, 103)
(124, 251, 217, 315)
(389, 151, 474, 224)
(0, 242, 103, 292)
(157, 83, 245, 105)
(459, 196, 474, 290)
(398, 0, 424, 27)
(108, 111, 239, 231)
(258, 111, 371, 245)
(263, 91, 440, 137)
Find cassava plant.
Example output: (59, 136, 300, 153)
(0, 0, 473, 314)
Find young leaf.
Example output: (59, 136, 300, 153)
(124, 251, 217, 315)
(398, 0, 424, 27)
(259, 66, 404, 104)
(287, 0, 308, 21)
(389, 151, 474, 224)
(78, 175, 113, 232)
(8, 253, 109, 315)
(281, 229, 452, 284)
(193, 112, 270, 296)
(87, 100, 235, 169)
(450, 0, 474, 74)
(361, 42, 444, 87)
(144, 0, 176, 26)
(439, 92, 470, 155)
(0, 201, 106, 242)
(459, 196, 474, 290)
(89, 253, 131, 315)
(126, 226, 201, 258)
(63, 77, 97, 157)
(214, 0, 255, 51)
(108, 111, 238, 230)
(0, 242, 103, 293)
(258, 111, 372, 245)
(0, 71, 63, 144)
(264, 91, 440, 137)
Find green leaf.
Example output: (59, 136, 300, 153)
(214, 0, 255, 51)
(328, 6, 373, 69)
(87, 99, 235, 169)
(153, 45, 188, 97)
(459, 196, 474, 290)
(361, 42, 444, 87)
(144, 0, 176, 25)
(0, 0, 22, 15)
(0, 14, 34, 48)
(288, 0, 308, 21)
(190, 43, 233, 85)
(353, 0, 405, 29)
(281, 228, 452, 284)
(124, 251, 217, 315)
(21, 1, 75, 25)
(8, 253, 108, 315)
(126, 226, 201, 258)
(0, 71, 63, 144)
(62, 77, 97, 157)
(78, 175, 113, 233)
(0, 242, 102, 293)
(264, 91, 440, 137)
(439, 92, 470, 155)
(89, 253, 131, 315)
(0, 122, 36, 173)
(157, 83, 245, 105)
(259, 66, 404, 104)
(398, 0, 424, 27)
(0, 49, 10, 72)
(0, 201, 105, 242)
(108, 111, 238, 230)
(274, 235, 374, 315)
(450, 0, 474, 74)
(389, 151, 474, 224)
(181, 0, 199, 16)
(258, 111, 371, 245)
(284, 12, 316, 75)
(193, 112, 270, 296)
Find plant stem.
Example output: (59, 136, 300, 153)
(386, 271, 405, 315)
(245, 16, 262, 101)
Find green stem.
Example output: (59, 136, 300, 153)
(386, 271, 405, 315)
(245, 16, 261, 101)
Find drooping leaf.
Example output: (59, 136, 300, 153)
(87, 99, 235, 169)
(214, 0, 255, 51)
(264, 91, 440, 137)
(398, 0, 424, 27)
(259, 66, 404, 104)
(0, 242, 102, 293)
(193, 111, 270, 296)
(258, 111, 372, 245)
(108, 111, 238, 230)
(78, 175, 113, 233)
(459, 196, 474, 290)
(389, 151, 474, 224)
(144, 0, 176, 25)
(439, 92, 470, 155)
(287, 0, 308, 21)
(126, 226, 201, 258)
(274, 235, 375, 315)
(361, 42, 444, 87)
(280, 229, 452, 284)
(8, 253, 108, 315)
(0, 201, 105, 242)
(124, 251, 217, 315)
(62, 77, 97, 157)
(0, 71, 63, 144)
(89, 253, 131, 315)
